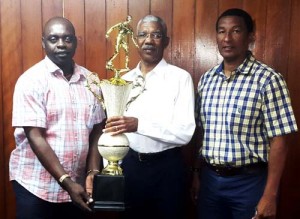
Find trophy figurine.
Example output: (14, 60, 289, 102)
(106, 15, 138, 74)
(87, 15, 138, 211)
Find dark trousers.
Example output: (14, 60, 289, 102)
(12, 180, 90, 219)
(198, 166, 267, 219)
(121, 147, 187, 219)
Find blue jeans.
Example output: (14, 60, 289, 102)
(198, 166, 267, 219)
(12, 180, 90, 219)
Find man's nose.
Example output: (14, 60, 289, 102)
(57, 38, 66, 46)
(144, 34, 154, 43)
(224, 32, 232, 41)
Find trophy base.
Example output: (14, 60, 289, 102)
(102, 160, 123, 175)
(92, 174, 126, 211)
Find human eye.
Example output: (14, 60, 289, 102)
(217, 29, 225, 34)
(152, 32, 163, 39)
(137, 32, 147, 39)
(233, 28, 241, 34)
(64, 36, 74, 43)
(48, 36, 58, 43)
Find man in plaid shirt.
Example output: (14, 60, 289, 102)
(192, 8, 297, 219)
(9, 17, 106, 219)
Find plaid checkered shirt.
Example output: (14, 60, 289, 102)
(195, 52, 298, 166)
(10, 56, 106, 202)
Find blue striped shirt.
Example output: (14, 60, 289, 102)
(195, 52, 298, 166)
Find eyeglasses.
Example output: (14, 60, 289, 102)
(136, 32, 163, 40)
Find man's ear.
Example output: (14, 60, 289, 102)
(248, 32, 256, 44)
(163, 36, 170, 48)
(41, 37, 45, 49)
(248, 32, 256, 51)
(74, 36, 78, 49)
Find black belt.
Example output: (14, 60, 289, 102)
(203, 161, 268, 176)
(129, 147, 181, 162)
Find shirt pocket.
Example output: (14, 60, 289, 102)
(229, 95, 262, 128)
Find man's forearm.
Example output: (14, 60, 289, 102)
(263, 135, 288, 197)
(86, 122, 105, 172)
(24, 127, 67, 181)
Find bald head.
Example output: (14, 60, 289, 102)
(43, 17, 75, 37)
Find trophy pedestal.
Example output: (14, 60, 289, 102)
(92, 174, 126, 211)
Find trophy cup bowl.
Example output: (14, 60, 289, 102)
(98, 81, 132, 175)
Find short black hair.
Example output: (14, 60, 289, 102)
(216, 8, 254, 33)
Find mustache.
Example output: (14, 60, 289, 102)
(142, 45, 156, 50)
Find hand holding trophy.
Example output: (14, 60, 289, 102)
(86, 16, 138, 211)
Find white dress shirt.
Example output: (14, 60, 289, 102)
(122, 59, 195, 153)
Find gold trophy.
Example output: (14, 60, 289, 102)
(87, 15, 137, 211)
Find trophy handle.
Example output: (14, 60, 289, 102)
(86, 72, 105, 110)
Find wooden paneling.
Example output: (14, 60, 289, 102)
(1, 0, 22, 218)
(278, 0, 300, 217)
(21, 0, 43, 71)
(194, 0, 219, 88)
(264, 0, 291, 77)
(1, 0, 300, 218)
(219, 0, 243, 11)
(41, 0, 63, 24)
(172, 0, 195, 75)
(0, 1, 4, 217)
(85, 0, 106, 78)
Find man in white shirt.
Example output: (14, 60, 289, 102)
(104, 15, 195, 219)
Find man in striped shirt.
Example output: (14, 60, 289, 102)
(192, 8, 297, 219)
(9, 17, 106, 219)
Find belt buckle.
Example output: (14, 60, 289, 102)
(214, 166, 226, 175)
(214, 166, 221, 175)
(213, 165, 233, 176)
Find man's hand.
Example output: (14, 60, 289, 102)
(252, 194, 276, 219)
(190, 172, 201, 205)
(252, 136, 287, 219)
(104, 116, 138, 135)
(62, 178, 93, 212)
(85, 173, 97, 197)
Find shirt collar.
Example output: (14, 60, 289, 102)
(134, 59, 168, 78)
(44, 56, 86, 80)
(44, 56, 61, 73)
(215, 51, 255, 76)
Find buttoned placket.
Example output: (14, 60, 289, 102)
(214, 72, 234, 165)
(69, 83, 79, 173)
